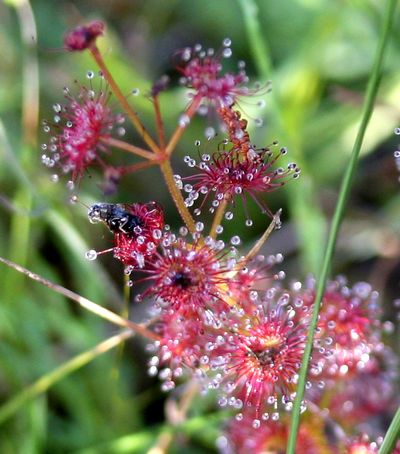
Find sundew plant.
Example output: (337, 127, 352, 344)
(1, 1, 400, 453)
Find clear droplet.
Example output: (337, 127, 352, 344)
(230, 235, 241, 246)
(85, 250, 98, 261)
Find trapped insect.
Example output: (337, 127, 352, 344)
(88, 202, 164, 235)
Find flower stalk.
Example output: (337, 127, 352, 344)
(287, 0, 397, 451)
(90, 45, 160, 154)
(0, 257, 160, 341)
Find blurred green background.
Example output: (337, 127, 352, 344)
(0, 0, 399, 452)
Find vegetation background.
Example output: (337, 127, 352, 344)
(0, 0, 399, 452)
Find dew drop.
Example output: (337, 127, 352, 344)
(153, 229, 162, 240)
(252, 419, 261, 429)
(179, 114, 190, 127)
(179, 226, 188, 236)
(66, 180, 75, 191)
(222, 48, 232, 58)
(205, 126, 215, 139)
(131, 88, 140, 96)
(230, 235, 241, 246)
(195, 222, 204, 232)
(382, 321, 394, 334)
(50, 174, 59, 183)
(85, 249, 98, 261)
(250, 290, 258, 301)
(198, 104, 208, 116)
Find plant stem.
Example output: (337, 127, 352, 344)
(209, 198, 229, 239)
(153, 96, 166, 149)
(149, 381, 200, 454)
(118, 159, 158, 176)
(165, 97, 202, 156)
(379, 406, 400, 454)
(101, 137, 156, 160)
(0, 330, 134, 426)
(0, 257, 160, 341)
(287, 1, 397, 452)
(159, 159, 197, 235)
(90, 46, 160, 153)
(243, 210, 281, 264)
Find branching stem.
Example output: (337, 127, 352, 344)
(90, 46, 159, 154)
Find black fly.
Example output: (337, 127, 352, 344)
(88, 203, 143, 234)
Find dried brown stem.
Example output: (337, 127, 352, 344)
(0, 257, 160, 341)
(243, 209, 282, 264)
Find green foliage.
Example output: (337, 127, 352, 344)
(0, 0, 399, 452)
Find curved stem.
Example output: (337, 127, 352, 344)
(0, 257, 160, 341)
(379, 406, 400, 454)
(90, 46, 159, 154)
(101, 137, 156, 160)
(118, 160, 158, 176)
(209, 198, 228, 239)
(287, 1, 397, 452)
(153, 96, 166, 149)
(149, 381, 200, 454)
(243, 210, 281, 264)
(165, 97, 202, 157)
(159, 159, 197, 235)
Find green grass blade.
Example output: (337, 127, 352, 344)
(0, 330, 134, 426)
(379, 406, 400, 454)
(287, 0, 397, 452)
